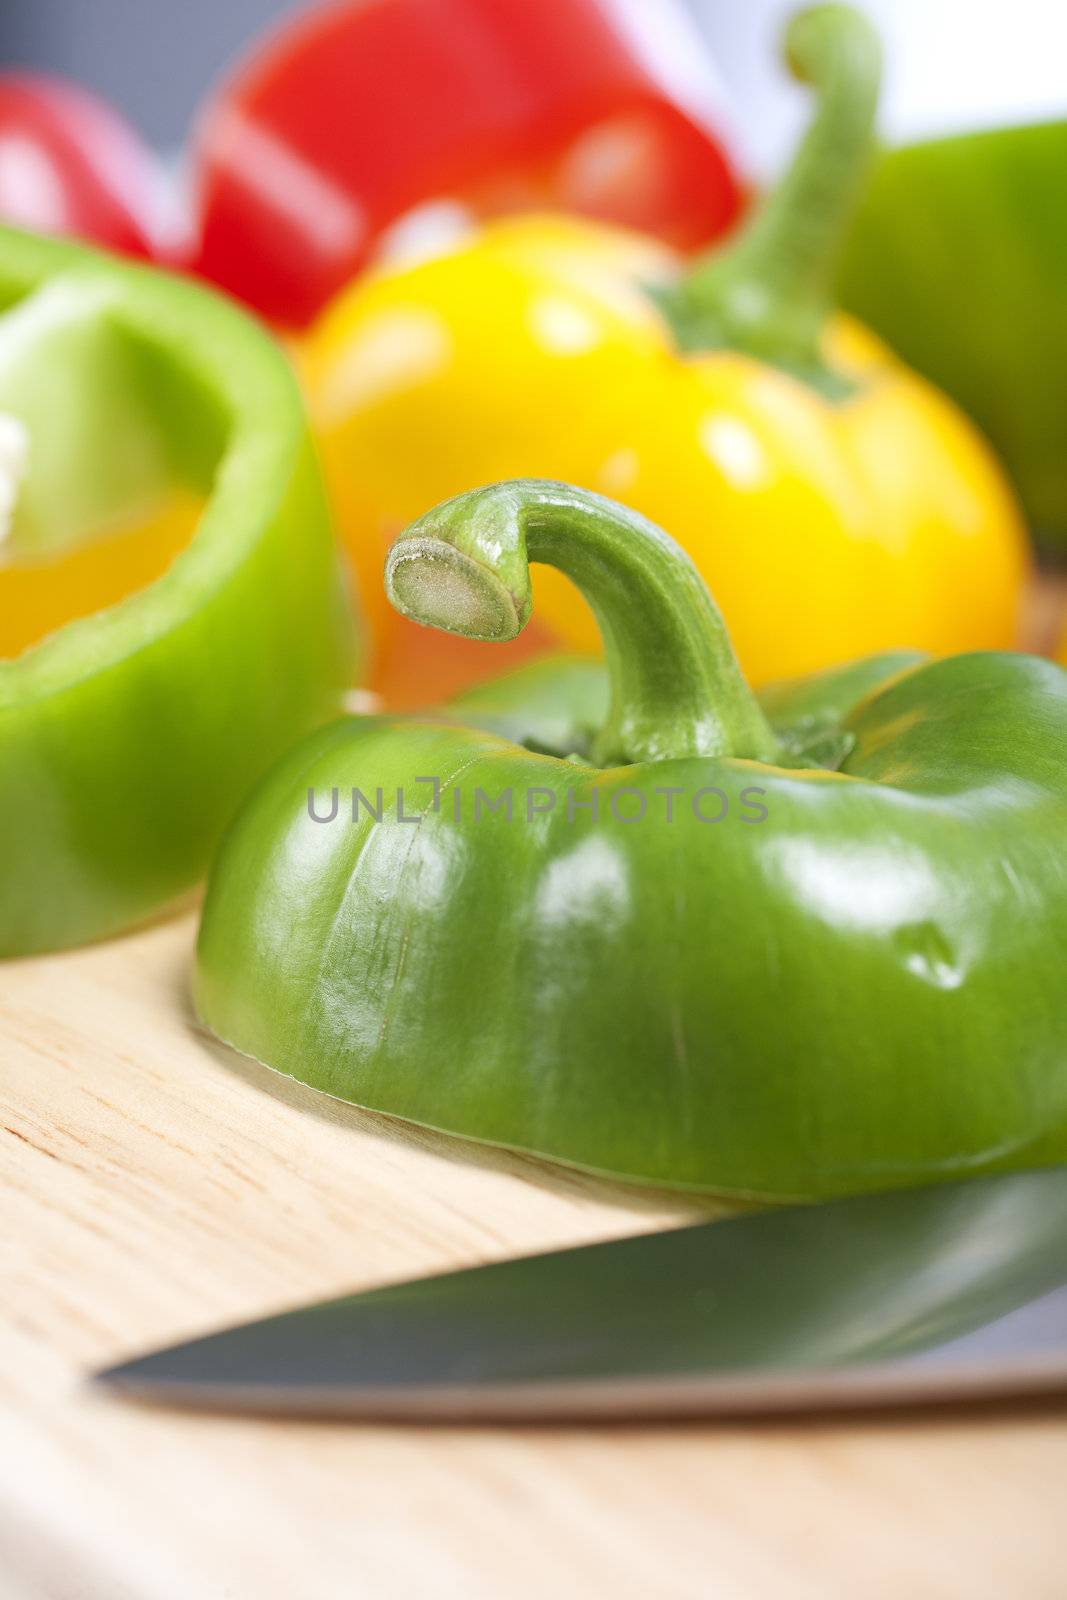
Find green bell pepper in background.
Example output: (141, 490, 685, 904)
(195, 481, 1067, 1202)
(839, 121, 1067, 554)
(0, 225, 357, 956)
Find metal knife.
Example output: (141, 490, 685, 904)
(94, 1166, 1067, 1422)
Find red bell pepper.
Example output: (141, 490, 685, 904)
(0, 73, 163, 258)
(188, 0, 743, 327)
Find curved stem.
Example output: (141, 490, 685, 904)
(659, 4, 881, 377)
(385, 480, 781, 768)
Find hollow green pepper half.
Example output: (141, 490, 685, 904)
(839, 121, 1067, 554)
(195, 481, 1067, 1201)
(0, 225, 357, 956)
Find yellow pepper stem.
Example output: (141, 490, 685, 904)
(658, 4, 881, 390)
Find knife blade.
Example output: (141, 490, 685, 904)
(94, 1166, 1067, 1422)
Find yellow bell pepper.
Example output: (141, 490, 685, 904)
(302, 4, 1028, 695)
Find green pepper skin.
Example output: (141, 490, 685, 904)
(195, 482, 1067, 1201)
(0, 227, 357, 955)
(446, 654, 610, 756)
(839, 122, 1067, 552)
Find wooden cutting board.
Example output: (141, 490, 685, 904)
(3, 909, 1067, 1600)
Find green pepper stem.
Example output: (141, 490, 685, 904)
(661, 4, 881, 374)
(384, 480, 781, 768)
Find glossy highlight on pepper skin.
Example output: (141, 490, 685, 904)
(0, 225, 357, 957)
(195, 481, 1067, 1202)
(302, 4, 1028, 695)
(0, 74, 163, 258)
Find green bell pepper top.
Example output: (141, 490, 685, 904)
(0, 225, 357, 955)
(195, 481, 1067, 1201)
(839, 121, 1067, 552)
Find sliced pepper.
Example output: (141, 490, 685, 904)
(839, 119, 1067, 556)
(303, 4, 1027, 699)
(0, 225, 357, 956)
(189, 0, 741, 327)
(195, 480, 1067, 1202)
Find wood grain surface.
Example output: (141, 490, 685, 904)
(3, 911, 1067, 1600)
